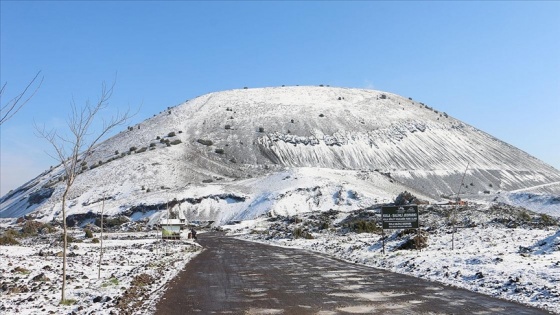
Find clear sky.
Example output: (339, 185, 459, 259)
(1, 1, 559, 196)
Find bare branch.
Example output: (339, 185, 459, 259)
(34, 78, 134, 302)
(0, 71, 43, 125)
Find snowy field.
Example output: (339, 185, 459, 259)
(0, 226, 201, 315)
(225, 206, 560, 314)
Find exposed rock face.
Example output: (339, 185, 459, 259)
(1, 86, 559, 222)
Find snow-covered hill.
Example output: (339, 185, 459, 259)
(2, 86, 559, 222)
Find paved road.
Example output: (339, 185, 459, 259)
(155, 233, 551, 315)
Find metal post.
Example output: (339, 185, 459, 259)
(382, 228, 385, 255)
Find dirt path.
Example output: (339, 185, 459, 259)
(155, 233, 551, 315)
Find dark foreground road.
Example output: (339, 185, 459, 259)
(155, 233, 550, 315)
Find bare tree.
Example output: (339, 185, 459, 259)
(0, 71, 43, 125)
(35, 80, 132, 303)
(98, 192, 105, 280)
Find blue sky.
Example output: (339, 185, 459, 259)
(1, 1, 559, 195)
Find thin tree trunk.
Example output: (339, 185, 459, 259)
(98, 195, 105, 280)
(61, 188, 69, 302)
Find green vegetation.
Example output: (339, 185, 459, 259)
(95, 216, 129, 228)
(293, 227, 314, 239)
(540, 213, 557, 226)
(0, 234, 20, 245)
(348, 219, 379, 233)
(60, 299, 77, 306)
(518, 210, 532, 222)
(102, 277, 119, 287)
(84, 228, 93, 238)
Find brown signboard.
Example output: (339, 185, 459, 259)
(381, 205, 419, 229)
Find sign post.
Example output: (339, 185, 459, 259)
(381, 205, 419, 254)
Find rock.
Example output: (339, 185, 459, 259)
(93, 296, 103, 303)
(32, 273, 50, 282)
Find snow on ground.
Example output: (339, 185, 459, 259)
(500, 191, 560, 217)
(225, 206, 560, 314)
(0, 227, 201, 315)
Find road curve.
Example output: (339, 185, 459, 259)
(155, 233, 551, 315)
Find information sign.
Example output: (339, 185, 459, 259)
(381, 205, 419, 229)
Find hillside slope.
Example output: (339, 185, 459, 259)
(2, 86, 559, 222)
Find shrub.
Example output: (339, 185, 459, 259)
(149, 143, 156, 147)
(518, 211, 532, 222)
(397, 233, 428, 250)
(380, 94, 387, 99)
(168, 131, 176, 137)
(91, 238, 100, 243)
(84, 228, 93, 238)
(395, 191, 417, 205)
(225, 125, 231, 130)
(60, 234, 77, 243)
(349, 220, 379, 233)
(60, 299, 77, 306)
(197, 139, 213, 146)
(156, 136, 161, 140)
(129, 146, 137, 152)
(96, 216, 129, 228)
(22, 220, 55, 236)
(131, 273, 154, 287)
(215, 148, 225, 154)
(13, 266, 30, 274)
(102, 277, 119, 287)
(0, 234, 20, 245)
(293, 227, 313, 239)
(114, 150, 119, 155)
(258, 127, 264, 133)
(319, 114, 325, 117)
(243, 87, 248, 89)
(540, 213, 556, 226)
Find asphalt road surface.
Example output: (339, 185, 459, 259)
(155, 233, 551, 315)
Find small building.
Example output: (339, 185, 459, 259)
(160, 219, 185, 239)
